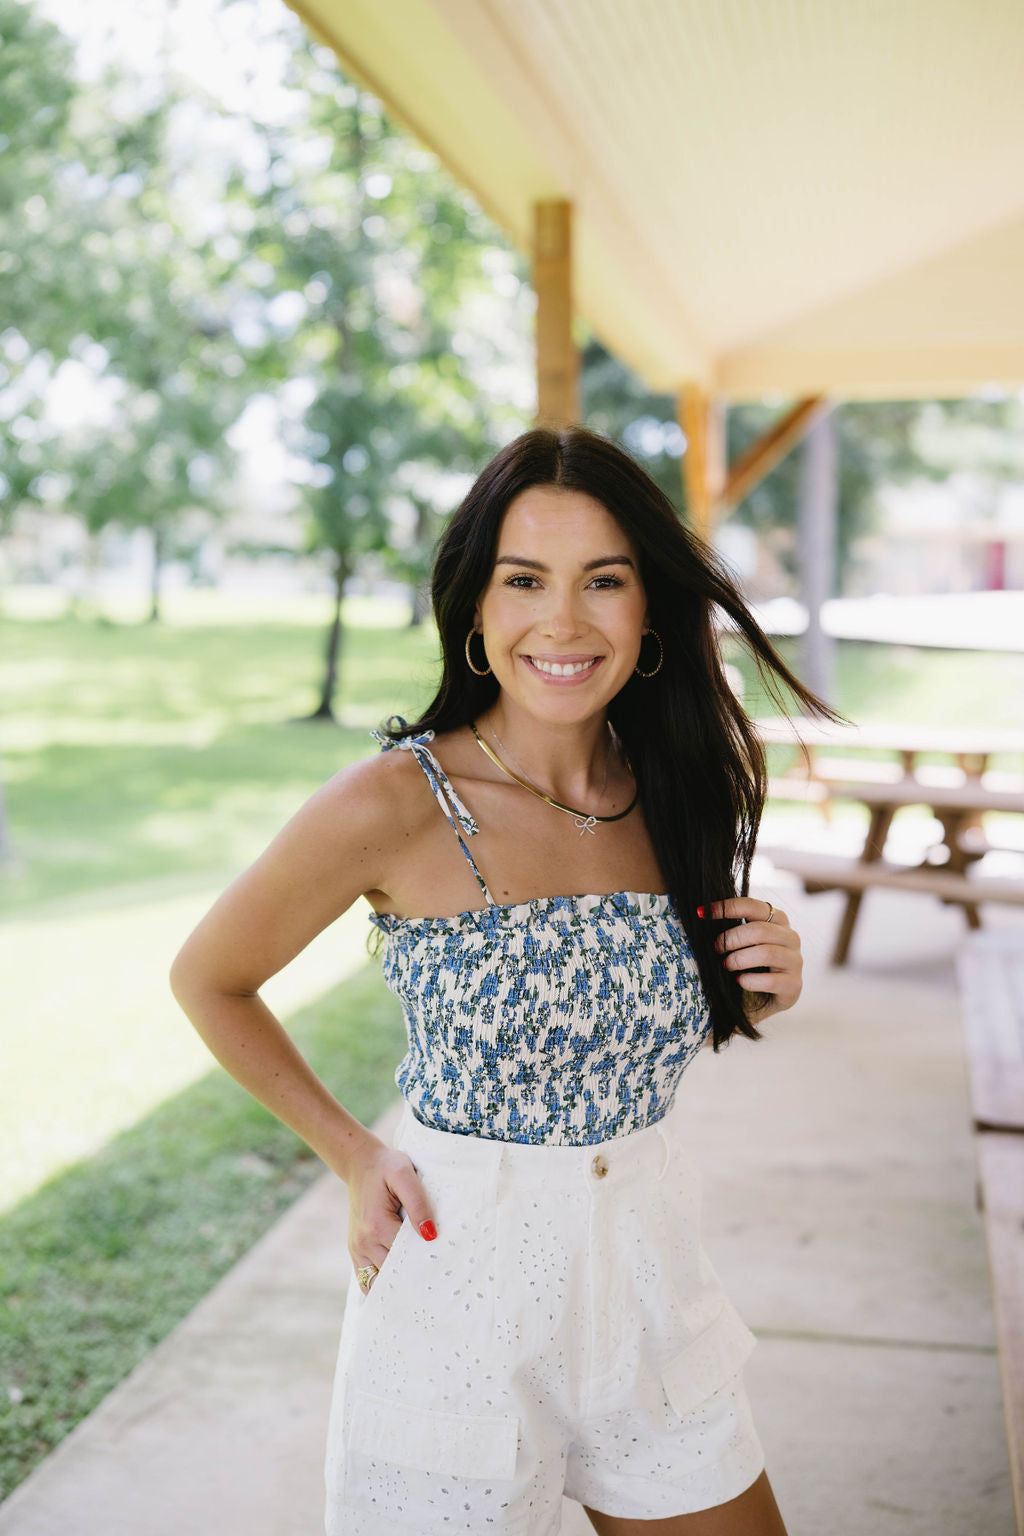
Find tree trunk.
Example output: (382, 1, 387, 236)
(70, 530, 101, 620)
(147, 523, 163, 624)
(408, 499, 431, 627)
(305, 550, 349, 721)
(409, 581, 430, 626)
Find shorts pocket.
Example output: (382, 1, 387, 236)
(341, 1389, 527, 1534)
(661, 1297, 759, 1415)
(352, 1212, 412, 1312)
(346, 1388, 520, 1478)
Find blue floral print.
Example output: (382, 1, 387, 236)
(368, 719, 711, 1146)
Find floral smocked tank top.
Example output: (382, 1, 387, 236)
(367, 717, 712, 1147)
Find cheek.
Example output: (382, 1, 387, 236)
(481, 595, 518, 635)
(612, 596, 648, 638)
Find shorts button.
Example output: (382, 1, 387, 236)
(591, 1155, 608, 1178)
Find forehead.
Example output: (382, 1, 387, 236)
(497, 486, 630, 548)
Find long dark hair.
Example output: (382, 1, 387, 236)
(373, 425, 847, 1049)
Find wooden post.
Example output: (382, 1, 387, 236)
(678, 390, 830, 536)
(677, 385, 725, 542)
(533, 200, 578, 428)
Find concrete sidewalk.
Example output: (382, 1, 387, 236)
(0, 874, 1018, 1536)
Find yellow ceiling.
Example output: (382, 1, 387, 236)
(288, 0, 1024, 401)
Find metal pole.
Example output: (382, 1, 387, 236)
(798, 405, 837, 705)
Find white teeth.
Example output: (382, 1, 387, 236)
(528, 656, 599, 676)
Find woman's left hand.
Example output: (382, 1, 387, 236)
(705, 897, 803, 1021)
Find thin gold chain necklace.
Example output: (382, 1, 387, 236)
(491, 719, 610, 810)
(470, 719, 639, 836)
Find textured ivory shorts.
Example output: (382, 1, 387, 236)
(324, 1101, 766, 1534)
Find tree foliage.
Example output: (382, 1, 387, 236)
(223, 25, 526, 711)
(2, 0, 1020, 668)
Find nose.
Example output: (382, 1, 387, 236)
(539, 586, 588, 638)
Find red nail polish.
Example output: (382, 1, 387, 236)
(419, 1219, 437, 1241)
(696, 905, 705, 918)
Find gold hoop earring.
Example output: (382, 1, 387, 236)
(634, 627, 663, 678)
(465, 627, 491, 676)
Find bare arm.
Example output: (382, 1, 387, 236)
(168, 754, 399, 1184)
(170, 751, 442, 1286)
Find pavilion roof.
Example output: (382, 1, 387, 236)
(289, 0, 1024, 401)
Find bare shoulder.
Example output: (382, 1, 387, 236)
(416, 721, 495, 786)
(168, 746, 435, 996)
(303, 744, 436, 876)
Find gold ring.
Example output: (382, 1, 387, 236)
(764, 901, 775, 924)
(356, 1264, 379, 1290)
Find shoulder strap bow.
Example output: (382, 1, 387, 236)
(369, 716, 481, 837)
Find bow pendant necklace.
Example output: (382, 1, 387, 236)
(470, 718, 639, 835)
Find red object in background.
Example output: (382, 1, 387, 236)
(983, 539, 1006, 590)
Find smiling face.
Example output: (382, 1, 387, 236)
(472, 485, 649, 721)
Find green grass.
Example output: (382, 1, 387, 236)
(0, 963, 407, 1502)
(0, 596, 444, 917)
(0, 593, 442, 1501)
(728, 631, 1024, 734)
(0, 593, 1022, 1502)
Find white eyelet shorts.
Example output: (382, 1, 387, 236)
(324, 1101, 766, 1534)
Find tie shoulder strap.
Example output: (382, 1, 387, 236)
(369, 717, 481, 838)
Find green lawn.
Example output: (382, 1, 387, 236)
(0, 964, 407, 1502)
(0, 591, 442, 915)
(0, 592, 442, 1500)
(0, 590, 1022, 1502)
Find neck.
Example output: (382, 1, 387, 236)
(475, 703, 620, 806)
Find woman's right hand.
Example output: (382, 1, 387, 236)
(346, 1137, 438, 1290)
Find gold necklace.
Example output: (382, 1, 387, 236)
(470, 719, 639, 836)
(490, 719, 610, 808)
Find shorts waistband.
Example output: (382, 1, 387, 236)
(393, 1101, 676, 1188)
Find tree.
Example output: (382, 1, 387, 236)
(0, 0, 76, 538)
(0, 6, 259, 616)
(234, 28, 521, 718)
(0, 0, 78, 862)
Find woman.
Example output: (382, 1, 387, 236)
(170, 425, 843, 1535)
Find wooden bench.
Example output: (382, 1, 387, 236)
(768, 776, 1024, 962)
(766, 776, 830, 806)
(754, 715, 1024, 771)
(767, 761, 968, 815)
(771, 757, 965, 790)
(955, 931, 1024, 1534)
(767, 849, 1024, 964)
(828, 779, 1024, 816)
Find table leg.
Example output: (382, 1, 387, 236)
(935, 807, 983, 929)
(833, 803, 896, 965)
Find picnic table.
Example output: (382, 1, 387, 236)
(757, 716, 1024, 798)
(756, 717, 1024, 964)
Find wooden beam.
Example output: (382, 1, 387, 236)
(722, 395, 830, 512)
(677, 389, 830, 536)
(533, 200, 578, 428)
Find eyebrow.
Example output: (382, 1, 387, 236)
(494, 554, 636, 572)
